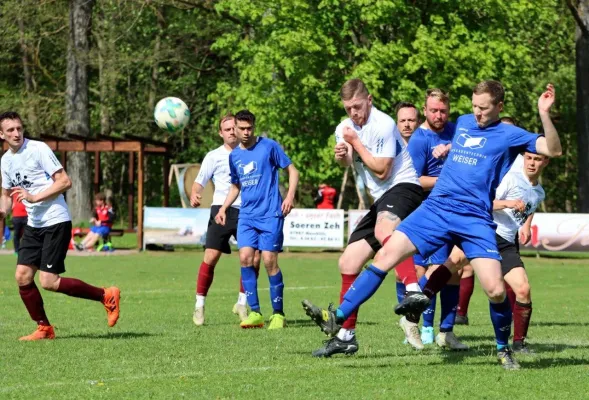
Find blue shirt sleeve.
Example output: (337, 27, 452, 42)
(229, 152, 239, 185)
(506, 126, 539, 153)
(270, 140, 292, 169)
(407, 132, 428, 178)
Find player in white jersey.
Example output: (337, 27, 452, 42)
(492, 151, 547, 353)
(0, 112, 120, 341)
(309, 79, 423, 357)
(191, 114, 261, 326)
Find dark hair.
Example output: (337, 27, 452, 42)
(395, 102, 420, 118)
(218, 113, 234, 130)
(0, 111, 22, 126)
(94, 192, 106, 201)
(340, 79, 370, 101)
(500, 116, 517, 126)
(473, 80, 505, 105)
(235, 109, 256, 126)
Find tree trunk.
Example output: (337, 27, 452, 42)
(147, 7, 165, 113)
(18, 7, 39, 135)
(65, 0, 95, 223)
(573, 0, 589, 212)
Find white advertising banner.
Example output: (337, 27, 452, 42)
(283, 209, 344, 248)
(348, 210, 369, 238)
(521, 213, 589, 252)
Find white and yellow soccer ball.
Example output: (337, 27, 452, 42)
(154, 97, 190, 132)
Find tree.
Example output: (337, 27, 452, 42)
(566, 0, 589, 212)
(65, 0, 95, 223)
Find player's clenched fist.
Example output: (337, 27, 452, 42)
(538, 83, 555, 113)
(342, 126, 359, 144)
(334, 142, 348, 160)
(215, 208, 226, 226)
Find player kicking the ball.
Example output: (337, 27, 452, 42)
(192, 114, 261, 326)
(0, 112, 121, 340)
(303, 81, 561, 370)
(215, 110, 299, 329)
(310, 79, 423, 357)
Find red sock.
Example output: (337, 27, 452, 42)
(57, 278, 104, 301)
(513, 301, 532, 342)
(239, 265, 259, 293)
(396, 257, 418, 285)
(423, 265, 452, 298)
(19, 283, 50, 326)
(505, 283, 516, 312)
(196, 262, 215, 296)
(457, 275, 475, 317)
(340, 273, 359, 330)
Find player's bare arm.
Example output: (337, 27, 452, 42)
(419, 176, 438, 191)
(215, 183, 241, 226)
(342, 126, 392, 180)
(493, 199, 525, 213)
(281, 164, 299, 217)
(190, 182, 204, 207)
(0, 188, 13, 219)
(432, 143, 451, 159)
(12, 169, 72, 204)
(519, 213, 534, 245)
(534, 84, 562, 157)
(334, 141, 353, 167)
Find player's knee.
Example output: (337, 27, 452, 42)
(15, 268, 34, 286)
(338, 254, 362, 275)
(515, 282, 531, 302)
(253, 251, 262, 268)
(39, 273, 59, 291)
(485, 283, 506, 302)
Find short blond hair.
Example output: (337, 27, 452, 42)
(340, 79, 369, 101)
(473, 80, 505, 105)
(424, 88, 450, 106)
(218, 113, 234, 130)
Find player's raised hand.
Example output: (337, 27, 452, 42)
(334, 142, 348, 160)
(342, 126, 359, 144)
(538, 83, 555, 113)
(215, 208, 227, 226)
(281, 195, 295, 217)
(11, 187, 35, 203)
(190, 193, 202, 208)
(432, 143, 451, 159)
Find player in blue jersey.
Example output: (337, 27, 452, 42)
(399, 88, 467, 350)
(215, 110, 299, 330)
(302, 81, 561, 370)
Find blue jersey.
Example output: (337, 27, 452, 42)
(229, 137, 292, 219)
(407, 122, 456, 178)
(430, 114, 539, 213)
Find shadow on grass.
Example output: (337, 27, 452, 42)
(532, 321, 589, 328)
(59, 331, 158, 340)
(287, 319, 378, 328)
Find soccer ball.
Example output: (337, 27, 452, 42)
(154, 97, 190, 132)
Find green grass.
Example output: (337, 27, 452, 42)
(1, 252, 589, 399)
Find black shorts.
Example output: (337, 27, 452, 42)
(496, 233, 524, 276)
(18, 221, 72, 274)
(349, 183, 423, 252)
(205, 206, 239, 254)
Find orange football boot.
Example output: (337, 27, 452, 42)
(102, 286, 121, 327)
(19, 325, 55, 341)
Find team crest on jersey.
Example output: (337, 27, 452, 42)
(10, 172, 33, 189)
(238, 161, 258, 176)
(456, 133, 487, 150)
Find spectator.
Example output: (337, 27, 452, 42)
(76, 192, 114, 251)
(314, 183, 338, 209)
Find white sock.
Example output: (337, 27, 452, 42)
(336, 328, 355, 341)
(237, 292, 247, 306)
(406, 283, 421, 292)
(195, 295, 206, 308)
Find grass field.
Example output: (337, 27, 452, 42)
(1, 252, 589, 399)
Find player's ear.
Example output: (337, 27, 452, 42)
(497, 101, 504, 113)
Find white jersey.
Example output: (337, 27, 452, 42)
(335, 107, 419, 201)
(1, 139, 71, 228)
(195, 145, 241, 208)
(493, 166, 545, 243)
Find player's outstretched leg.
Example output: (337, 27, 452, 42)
(17, 274, 54, 341)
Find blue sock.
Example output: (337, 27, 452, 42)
(395, 282, 405, 304)
(241, 266, 260, 313)
(419, 275, 436, 328)
(338, 265, 387, 319)
(440, 284, 460, 332)
(268, 269, 284, 314)
(489, 297, 512, 349)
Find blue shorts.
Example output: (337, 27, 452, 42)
(237, 217, 284, 252)
(398, 196, 501, 262)
(90, 226, 111, 237)
(413, 246, 449, 267)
